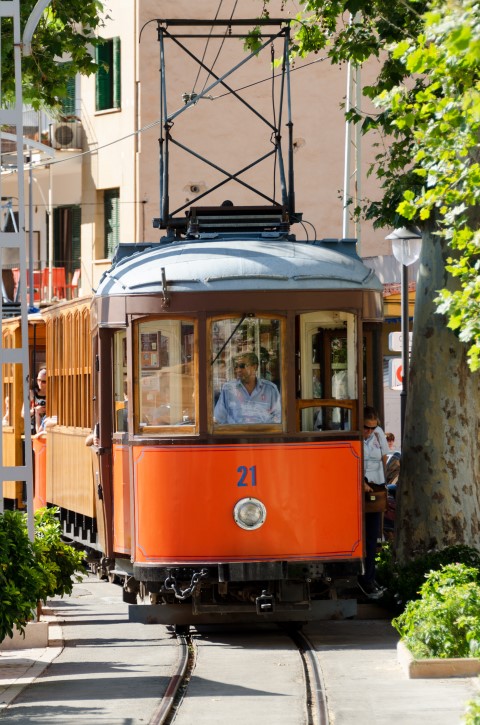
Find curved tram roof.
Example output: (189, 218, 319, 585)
(96, 237, 383, 297)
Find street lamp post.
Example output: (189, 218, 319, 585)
(386, 227, 422, 443)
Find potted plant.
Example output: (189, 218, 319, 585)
(393, 563, 480, 677)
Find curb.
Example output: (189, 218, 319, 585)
(0, 645, 63, 711)
(397, 640, 480, 679)
(0, 612, 64, 711)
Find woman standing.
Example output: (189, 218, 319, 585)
(359, 405, 390, 599)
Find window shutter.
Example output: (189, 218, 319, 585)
(104, 189, 120, 259)
(53, 207, 61, 264)
(71, 206, 81, 269)
(113, 37, 121, 109)
(95, 41, 113, 111)
(61, 75, 76, 116)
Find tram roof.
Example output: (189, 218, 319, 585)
(95, 237, 383, 296)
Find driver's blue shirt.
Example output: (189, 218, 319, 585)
(214, 378, 281, 424)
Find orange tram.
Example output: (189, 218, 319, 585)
(2, 207, 384, 627)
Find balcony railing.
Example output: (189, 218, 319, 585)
(2, 263, 80, 309)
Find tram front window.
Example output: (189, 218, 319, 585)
(133, 319, 196, 434)
(297, 311, 357, 432)
(211, 316, 283, 430)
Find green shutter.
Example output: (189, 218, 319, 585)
(104, 189, 120, 259)
(95, 38, 120, 111)
(61, 75, 76, 116)
(95, 41, 113, 111)
(113, 37, 121, 109)
(53, 207, 61, 263)
(71, 206, 81, 268)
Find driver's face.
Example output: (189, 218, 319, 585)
(234, 359, 256, 385)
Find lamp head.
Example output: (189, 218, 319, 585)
(385, 226, 421, 241)
(386, 227, 422, 266)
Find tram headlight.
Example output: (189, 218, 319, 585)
(233, 498, 267, 531)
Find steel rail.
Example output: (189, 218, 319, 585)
(148, 634, 192, 725)
(290, 629, 330, 725)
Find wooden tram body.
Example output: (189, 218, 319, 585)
(42, 298, 96, 546)
(1, 314, 45, 510)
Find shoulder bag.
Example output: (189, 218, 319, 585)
(364, 432, 388, 513)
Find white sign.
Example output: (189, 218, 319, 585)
(388, 331, 412, 352)
(389, 358, 403, 391)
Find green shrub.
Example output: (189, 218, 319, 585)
(34, 507, 86, 601)
(0, 510, 43, 640)
(464, 693, 480, 724)
(376, 543, 480, 611)
(0, 507, 85, 642)
(392, 563, 480, 659)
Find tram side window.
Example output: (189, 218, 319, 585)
(297, 312, 357, 432)
(135, 319, 196, 434)
(211, 316, 283, 429)
(113, 331, 127, 432)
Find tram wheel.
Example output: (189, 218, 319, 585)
(122, 589, 138, 604)
(174, 624, 190, 636)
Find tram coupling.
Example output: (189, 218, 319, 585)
(164, 568, 208, 601)
(256, 590, 275, 614)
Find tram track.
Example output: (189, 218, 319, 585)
(290, 629, 330, 725)
(148, 633, 193, 725)
(149, 626, 329, 725)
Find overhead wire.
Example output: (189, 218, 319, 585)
(191, 0, 225, 95)
(211, 55, 328, 99)
(198, 0, 239, 97)
(0, 55, 329, 174)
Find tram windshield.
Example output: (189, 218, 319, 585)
(130, 319, 196, 434)
(211, 316, 283, 430)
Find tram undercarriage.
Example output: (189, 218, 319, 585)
(89, 554, 361, 624)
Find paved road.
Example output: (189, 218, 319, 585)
(0, 577, 177, 723)
(1, 576, 479, 724)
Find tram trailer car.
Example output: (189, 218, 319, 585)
(1, 314, 46, 511)
(84, 205, 384, 626)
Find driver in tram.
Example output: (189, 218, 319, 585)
(214, 352, 281, 424)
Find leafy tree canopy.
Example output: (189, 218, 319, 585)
(376, 0, 480, 370)
(250, 0, 480, 370)
(1, 0, 105, 112)
(247, 0, 429, 227)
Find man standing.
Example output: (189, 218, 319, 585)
(214, 352, 281, 424)
(34, 368, 47, 433)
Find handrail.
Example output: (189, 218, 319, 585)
(297, 398, 358, 432)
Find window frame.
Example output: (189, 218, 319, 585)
(132, 316, 198, 437)
(208, 313, 285, 435)
(296, 311, 358, 433)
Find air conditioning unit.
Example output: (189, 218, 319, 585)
(49, 121, 82, 150)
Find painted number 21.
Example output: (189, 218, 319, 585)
(237, 465, 257, 487)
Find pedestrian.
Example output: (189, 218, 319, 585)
(2, 395, 9, 426)
(34, 368, 47, 433)
(385, 432, 396, 450)
(359, 405, 389, 599)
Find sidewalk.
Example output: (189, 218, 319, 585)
(0, 615, 63, 712)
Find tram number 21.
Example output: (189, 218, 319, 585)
(237, 465, 257, 487)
